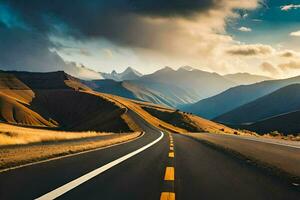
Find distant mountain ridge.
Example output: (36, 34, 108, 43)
(89, 66, 272, 108)
(182, 75, 300, 119)
(214, 84, 300, 124)
(89, 66, 237, 107)
(239, 110, 300, 135)
(100, 67, 142, 81)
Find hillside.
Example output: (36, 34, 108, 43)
(83, 79, 138, 100)
(142, 106, 238, 134)
(214, 84, 300, 124)
(0, 70, 242, 135)
(240, 110, 300, 135)
(182, 75, 300, 119)
(0, 71, 136, 132)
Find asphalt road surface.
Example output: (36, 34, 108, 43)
(0, 111, 299, 200)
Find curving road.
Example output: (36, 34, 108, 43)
(0, 111, 299, 200)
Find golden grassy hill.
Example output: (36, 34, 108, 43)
(0, 71, 138, 132)
(140, 104, 239, 134)
(0, 70, 240, 135)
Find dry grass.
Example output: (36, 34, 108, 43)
(0, 131, 141, 171)
(100, 93, 187, 133)
(0, 123, 111, 146)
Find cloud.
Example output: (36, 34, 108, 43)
(79, 48, 91, 56)
(278, 60, 300, 70)
(65, 62, 102, 80)
(260, 62, 279, 75)
(280, 4, 300, 11)
(278, 50, 299, 58)
(238, 26, 252, 32)
(1, 0, 259, 49)
(0, 0, 261, 74)
(226, 44, 274, 56)
(103, 49, 113, 59)
(0, 24, 100, 79)
(290, 30, 300, 37)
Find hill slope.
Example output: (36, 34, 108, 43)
(214, 84, 300, 124)
(0, 71, 136, 132)
(182, 75, 300, 119)
(0, 70, 240, 135)
(241, 110, 300, 135)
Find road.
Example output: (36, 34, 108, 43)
(185, 132, 300, 177)
(0, 111, 299, 200)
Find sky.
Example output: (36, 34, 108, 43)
(0, 0, 300, 79)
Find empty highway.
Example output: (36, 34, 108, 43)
(0, 111, 299, 200)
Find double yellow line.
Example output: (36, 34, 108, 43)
(160, 133, 176, 200)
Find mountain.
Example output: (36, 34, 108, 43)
(100, 67, 142, 81)
(84, 79, 138, 100)
(0, 70, 240, 135)
(0, 71, 135, 132)
(224, 73, 272, 85)
(214, 84, 300, 124)
(182, 75, 300, 119)
(239, 110, 300, 135)
(91, 66, 237, 107)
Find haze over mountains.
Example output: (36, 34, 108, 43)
(90, 66, 271, 107)
(182, 75, 300, 120)
(3, 65, 300, 135)
(215, 84, 300, 124)
(100, 67, 142, 81)
(0, 70, 236, 135)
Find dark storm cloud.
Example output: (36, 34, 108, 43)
(1, 0, 217, 47)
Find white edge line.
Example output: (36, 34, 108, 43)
(35, 131, 164, 200)
(0, 132, 145, 174)
(236, 136, 300, 149)
(208, 133, 300, 149)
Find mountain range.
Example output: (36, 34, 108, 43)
(100, 67, 143, 81)
(88, 66, 271, 107)
(0, 70, 235, 135)
(3, 66, 300, 135)
(182, 75, 300, 119)
(214, 84, 300, 124)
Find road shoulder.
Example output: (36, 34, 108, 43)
(0, 132, 143, 173)
(181, 132, 300, 185)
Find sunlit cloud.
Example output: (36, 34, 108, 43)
(278, 60, 300, 70)
(290, 30, 300, 37)
(280, 4, 300, 11)
(278, 50, 300, 58)
(226, 44, 274, 56)
(238, 26, 252, 32)
(260, 62, 279, 75)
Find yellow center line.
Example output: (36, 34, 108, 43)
(164, 167, 175, 181)
(170, 143, 174, 147)
(168, 152, 174, 158)
(160, 192, 175, 200)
